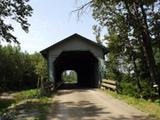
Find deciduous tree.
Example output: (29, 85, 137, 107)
(0, 0, 33, 43)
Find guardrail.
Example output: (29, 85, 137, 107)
(101, 79, 117, 91)
(56, 80, 64, 89)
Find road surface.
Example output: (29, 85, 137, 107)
(47, 89, 153, 120)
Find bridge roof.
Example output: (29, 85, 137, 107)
(40, 33, 108, 57)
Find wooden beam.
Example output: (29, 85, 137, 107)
(101, 83, 116, 90)
(102, 79, 116, 85)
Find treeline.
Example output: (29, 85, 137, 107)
(0, 45, 47, 92)
(90, 0, 160, 98)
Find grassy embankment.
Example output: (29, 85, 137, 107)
(0, 89, 53, 120)
(103, 90, 160, 120)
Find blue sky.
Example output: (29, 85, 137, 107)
(12, 0, 97, 53)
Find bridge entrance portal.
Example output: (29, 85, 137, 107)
(40, 34, 108, 90)
(54, 51, 99, 88)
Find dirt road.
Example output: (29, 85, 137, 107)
(48, 89, 153, 120)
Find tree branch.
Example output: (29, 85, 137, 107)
(71, 1, 92, 20)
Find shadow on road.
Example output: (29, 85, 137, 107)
(48, 100, 152, 120)
(59, 83, 94, 90)
(57, 87, 96, 96)
(14, 100, 52, 120)
(48, 100, 110, 120)
(47, 89, 153, 120)
(14, 89, 154, 120)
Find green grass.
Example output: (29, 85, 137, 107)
(14, 98, 52, 120)
(14, 89, 40, 101)
(103, 89, 160, 120)
(0, 89, 53, 120)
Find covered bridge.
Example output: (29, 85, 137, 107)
(40, 33, 108, 89)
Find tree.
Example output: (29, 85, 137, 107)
(30, 53, 48, 95)
(0, 46, 47, 92)
(0, 0, 33, 43)
(75, 0, 160, 96)
(92, 0, 160, 96)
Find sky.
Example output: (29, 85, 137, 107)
(11, 0, 97, 53)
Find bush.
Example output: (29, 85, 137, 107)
(119, 80, 139, 97)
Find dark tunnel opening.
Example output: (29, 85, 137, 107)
(53, 51, 99, 89)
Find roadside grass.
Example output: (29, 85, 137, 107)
(14, 89, 40, 101)
(13, 97, 52, 120)
(103, 89, 160, 120)
(0, 99, 16, 113)
(0, 89, 53, 120)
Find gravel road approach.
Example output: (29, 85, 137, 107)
(47, 89, 153, 120)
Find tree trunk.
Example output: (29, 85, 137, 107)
(139, 3, 160, 95)
(124, 1, 160, 95)
(132, 52, 142, 93)
(126, 38, 142, 93)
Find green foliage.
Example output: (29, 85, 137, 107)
(120, 80, 138, 97)
(0, 45, 48, 91)
(30, 53, 48, 96)
(62, 70, 77, 84)
(14, 89, 40, 101)
(0, 0, 33, 43)
(88, 0, 160, 97)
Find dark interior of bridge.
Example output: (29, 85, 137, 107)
(54, 51, 99, 89)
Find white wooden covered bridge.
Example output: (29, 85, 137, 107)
(40, 33, 108, 89)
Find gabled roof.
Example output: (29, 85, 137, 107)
(40, 33, 108, 57)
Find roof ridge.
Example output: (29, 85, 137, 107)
(40, 33, 108, 56)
